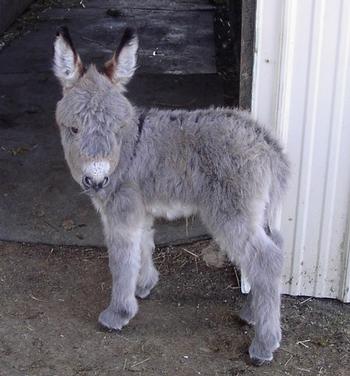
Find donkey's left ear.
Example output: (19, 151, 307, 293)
(104, 28, 138, 85)
(53, 26, 84, 90)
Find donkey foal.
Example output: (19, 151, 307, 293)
(53, 27, 289, 365)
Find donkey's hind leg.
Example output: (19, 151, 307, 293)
(135, 216, 159, 299)
(211, 219, 283, 365)
(240, 227, 283, 365)
(239, 228, 284, 327)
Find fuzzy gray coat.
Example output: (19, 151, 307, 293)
(53, 27, 289, 365)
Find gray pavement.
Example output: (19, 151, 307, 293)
(0, 0, 224, 246)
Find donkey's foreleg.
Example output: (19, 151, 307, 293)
(98, 227, 142, 330)
(136, 217, 159, 299)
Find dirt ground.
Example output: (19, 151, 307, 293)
(0, 240, 349, 376)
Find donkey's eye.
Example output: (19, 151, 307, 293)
(70, 127, 79, 134)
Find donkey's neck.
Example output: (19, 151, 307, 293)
(91, 107, 146, 208)
(107, 108, 144, 187)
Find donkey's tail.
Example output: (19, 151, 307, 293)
(264, 149, 290, 243)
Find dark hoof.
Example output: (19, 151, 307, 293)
(136, 270, 159, 299)
(97, 322, 120, 333)
(250, 357, 269, 367)
(135, 285, 153, 299)
(98, 299, 138, 331)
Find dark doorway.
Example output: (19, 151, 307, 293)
(213, 0, 256, 109)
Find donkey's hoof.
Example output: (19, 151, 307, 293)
(98, 308, 130, 330)
(98, 300, 138, 330)
(135, 285, 152, 299)
(238, 296, 256, 326)
(238, 310, 255, 326)
(136, 270, 159, 299)
(249, 342, 274, 366)
(250, 357, 270, 367)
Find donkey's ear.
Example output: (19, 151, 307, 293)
(104, 28, 138, 85)
(53, 26, 84, 89)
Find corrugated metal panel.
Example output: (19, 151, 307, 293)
(252, 0, 350, 301)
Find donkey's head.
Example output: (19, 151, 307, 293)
(53, 27, 138, 194)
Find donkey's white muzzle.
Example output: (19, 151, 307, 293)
(83, 160, 111, 191)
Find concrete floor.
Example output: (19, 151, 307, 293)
(0, 0, 222, 246)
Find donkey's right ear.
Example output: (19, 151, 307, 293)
(53, 26, 84, 89)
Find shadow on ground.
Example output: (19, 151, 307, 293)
(0, 241, 349, 375)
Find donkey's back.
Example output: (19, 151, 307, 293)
(134, 107, 289, 230)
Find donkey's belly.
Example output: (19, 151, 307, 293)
(147, 202, 196, 221)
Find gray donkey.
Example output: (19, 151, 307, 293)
(53, 27, 289, 365)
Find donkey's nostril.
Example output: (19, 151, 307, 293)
(83, 175, 93, 188)
(83, 175, 109, 191)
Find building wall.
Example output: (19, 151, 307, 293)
(0, 0, 34, 33)
(252, 0, 350, 301)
